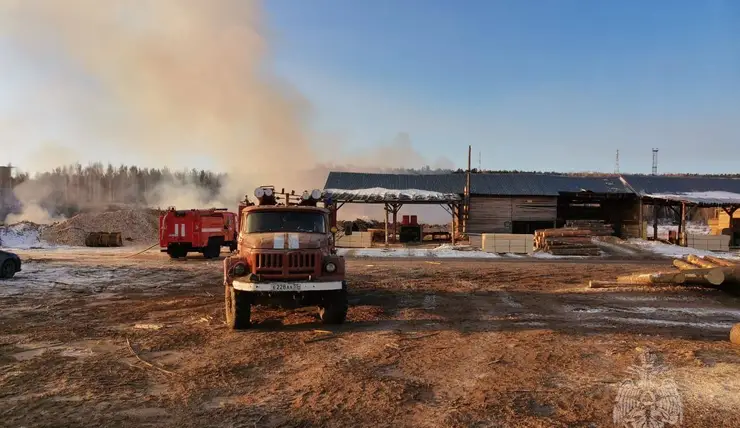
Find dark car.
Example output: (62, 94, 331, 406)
(0, 250, 21, 279)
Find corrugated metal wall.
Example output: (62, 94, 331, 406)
(468, 196, 557, 233)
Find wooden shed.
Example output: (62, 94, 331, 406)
(466, 173, 635, 234)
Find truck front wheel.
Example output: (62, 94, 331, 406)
(319, 290, 348, 324)
(225, 284, 251, 330)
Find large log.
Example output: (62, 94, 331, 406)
(720, 266, 740, 284)
(682, 268, 725, 286)
(537, 229, 599, 238)
(589, 280, 647, 288)
(616, 272, 686, 285)
(673, 259, 699, 270)
(686, 254, 719, 269)
(703, 255, 736, 268)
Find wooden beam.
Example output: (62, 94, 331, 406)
(638, 198, 644, 239)
(653, 204, 659, 240)
(384, 203, 389, 246)
(678, 202, 686, 246)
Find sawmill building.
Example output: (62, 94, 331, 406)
(323, 171, 640, 237)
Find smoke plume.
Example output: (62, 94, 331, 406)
(1, 0, 454, 224)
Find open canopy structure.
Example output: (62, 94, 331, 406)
(322, 173, 463, 244)
(621, 175, 740, 243)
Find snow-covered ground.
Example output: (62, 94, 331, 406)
(531, 251, 591, 259)
(0, 222, 51, 249)
(337, 245, 501, 258)
(656, 222, 710, 239)
(337, 245, 597, 259)
(337, 244, 501, 258)
(628, 239, 740, 260)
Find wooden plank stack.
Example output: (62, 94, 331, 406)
(534, 221, 614, 256)
(589, 254, 739, 288)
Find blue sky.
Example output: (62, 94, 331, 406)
(264, 0, 739, 173)
(2, 0, 739, 174)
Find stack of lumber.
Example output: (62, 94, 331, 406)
(564, 220, 615, 235)
(534, 222, 613, 256)
(589, 254, 739, 288)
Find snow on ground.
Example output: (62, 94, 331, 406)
(0, 222, 51, 249)
(531, 251, 590, 259)
(628, 239, 740, 260)
(656, 222, 710, 239)
(338, 246, 602, 259)
(337, 244, 500, 258)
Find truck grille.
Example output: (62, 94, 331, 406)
(288, 252, 316, 271)
(252, 251, 320, 276)
(256, 253, 283, 269)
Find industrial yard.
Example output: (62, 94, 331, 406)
(2, 248, 740, 427)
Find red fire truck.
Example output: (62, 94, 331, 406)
(159, 207, 238, 259)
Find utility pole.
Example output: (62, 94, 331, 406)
(464, 145, 471, 233)
(615, 150, 620, 174)
(652, 148, 659, 175)
(478, 151, 481, 171)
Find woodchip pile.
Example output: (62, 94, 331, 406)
(534, 220, 614, 256)
(41, 208, 160, 246)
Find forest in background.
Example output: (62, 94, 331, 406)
(1, 163, 729, 223)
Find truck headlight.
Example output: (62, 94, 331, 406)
(233, 263, 247, 276)
(325, 262, 336, 273)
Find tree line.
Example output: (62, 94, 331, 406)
(6, 163, 226, 218)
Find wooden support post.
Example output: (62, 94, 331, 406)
(392, 204, 399, 243)
(637, 198, 644, 239)
(384, 203, 389, 246)
(451, 204, 456, 245)
(679, 202, 686, 246)
(653, 203, 659, 240)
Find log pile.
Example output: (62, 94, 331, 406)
(589, 254, 739, 289)
(534, 221, 614, 256)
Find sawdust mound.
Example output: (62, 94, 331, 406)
(41, 209, 160, 246)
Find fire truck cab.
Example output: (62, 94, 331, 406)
(159, 208, 237, 259)
(223, 186, 347, 329)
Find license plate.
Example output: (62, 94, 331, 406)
(272, 283, 301, 292)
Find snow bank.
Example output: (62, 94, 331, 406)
(0, 222, 49, 249)
(656, 222, 710, 239)
(628, 239, 740, 260)
(338, 244, 499, 259)
(532, 251, 589, 259)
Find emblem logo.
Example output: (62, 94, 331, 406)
(613, 350, 683, 428)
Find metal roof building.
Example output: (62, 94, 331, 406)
(323, 171, 740, 238)
(324, 171, 632, 196)
(621, 174, 740, 206)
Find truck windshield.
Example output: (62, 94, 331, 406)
(246, 211, 326, 234)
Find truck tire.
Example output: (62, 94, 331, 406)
(225, 284, 251, 330)
(203, 243, 220, 259)
(0, 260, 16, 279)
(319, 290, 348, 324)
(167, 245, 186, 259)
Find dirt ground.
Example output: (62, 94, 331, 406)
(2, 249, 740, 427)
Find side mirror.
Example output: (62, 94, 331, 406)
(344, 224, 353, 236)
